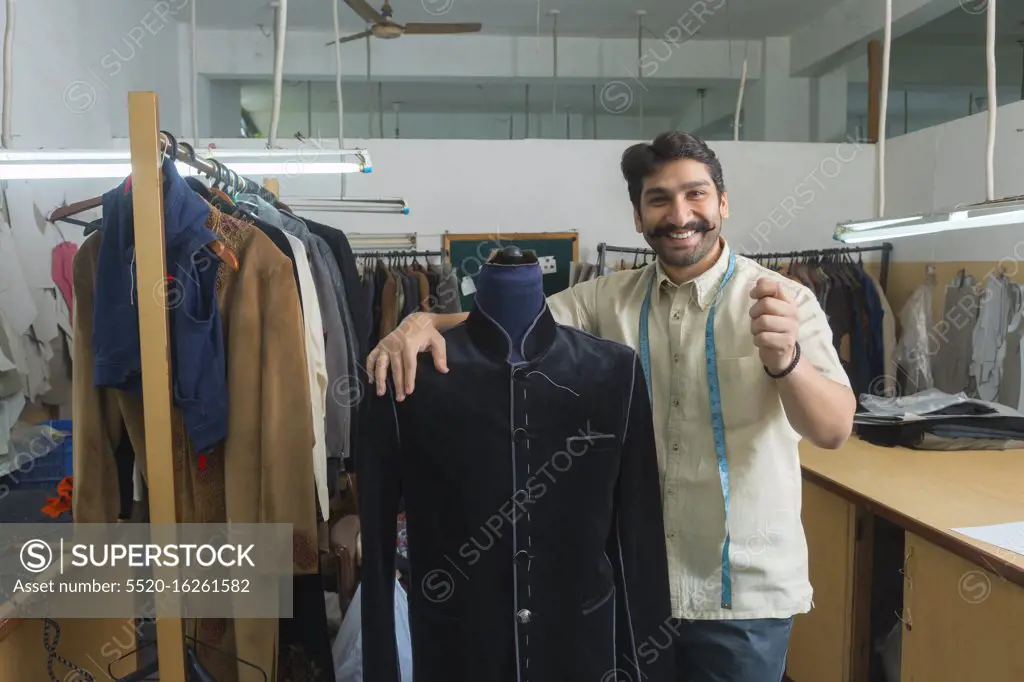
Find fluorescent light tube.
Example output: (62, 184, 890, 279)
(834, 199, 1024, 244)
(0, 160, 364, 180)
(0, 149, 368, 162)
(0, 163, 135, 180)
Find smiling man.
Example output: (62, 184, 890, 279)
(367, 131, 856, 681)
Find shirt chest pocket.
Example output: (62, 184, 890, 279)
(714, 355, 778, 431)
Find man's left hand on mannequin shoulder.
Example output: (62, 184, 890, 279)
(748, 277, 856, 449)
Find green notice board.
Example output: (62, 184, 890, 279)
(443, 232, 580, 311)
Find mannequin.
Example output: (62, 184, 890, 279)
(473, 247, 545, 362)
(359, 250, 674, 682)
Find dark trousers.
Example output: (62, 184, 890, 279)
(671, 617, 793, 682)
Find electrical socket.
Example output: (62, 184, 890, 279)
(538, 256, 557, 275)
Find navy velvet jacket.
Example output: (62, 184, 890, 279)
(359, 303, 675, 682)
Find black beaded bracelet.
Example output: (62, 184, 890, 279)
(764, 341, 801, 379)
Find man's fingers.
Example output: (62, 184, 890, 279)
(373, 351, 391, 396)
(750, 277, 794, 302)
(752, 331, 791, 351)
(430, 335, 449, 374)
(751, 315, 792, 336)
(366, 348, 380, 384)
(392, 351, 407, 401)
(402, 347, 419, 397)
(749, 297, 791, 319)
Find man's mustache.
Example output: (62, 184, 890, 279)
(649, 218, 711, 240)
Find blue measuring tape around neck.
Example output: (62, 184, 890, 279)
(638, 250, 738, 610)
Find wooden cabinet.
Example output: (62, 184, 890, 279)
(790, 439, 1024, 682)
(787, 479, 857, 682)
(900, 533, 1024, 682)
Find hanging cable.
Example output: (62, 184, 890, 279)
(551, 9, 559, 135)
(637, 10, 645, 136)
(1, 0, 14, 149)
(985, 0, 997, 201)
(190, 0, 199, 147)
(269, 0, 288, 147)
(331, 0, 346, 197)
(733, 54, 748, 141)
(876, 0, 892, 217)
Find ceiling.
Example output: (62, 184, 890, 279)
(192, 0, 846, 39)
(240, 78, 725, 115)
(906, 4, 1024, 44)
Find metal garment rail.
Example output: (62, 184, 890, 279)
(594, 242, 894, 292)
(354, 250, 445, 259)
(155, 130, 382, 209)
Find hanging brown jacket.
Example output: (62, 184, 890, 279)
(72, 208, 318, 682)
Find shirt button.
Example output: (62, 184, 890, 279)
(672, 399, 680, 407)
(672, 443, 679, 451)
(516, 609, 533, 624)
(672, 311, 681, 320)
(513, 428, 528, 443)
(673, 355, 680, 364)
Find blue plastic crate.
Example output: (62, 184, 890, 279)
(4, 420, 73, 491)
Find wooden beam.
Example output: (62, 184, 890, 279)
(127, 90, 188, 682)
(867, 40, 882, 143)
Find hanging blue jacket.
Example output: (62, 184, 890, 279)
(93, 157, 228, 454)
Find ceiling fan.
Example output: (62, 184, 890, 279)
(326, 0, 482, 45)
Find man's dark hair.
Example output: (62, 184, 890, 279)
(620, 132, 726, 212)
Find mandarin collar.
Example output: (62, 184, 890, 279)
(465, 301, 557, 365)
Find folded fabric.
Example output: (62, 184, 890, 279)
(41, 476, 74, 519)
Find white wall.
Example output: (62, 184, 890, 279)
(160, 137, 875, 265)
(3, 136, 874, 282)
(0, 0, 183, 341)
(884, 100, 1024, 261)
(0, 0, 182, 148)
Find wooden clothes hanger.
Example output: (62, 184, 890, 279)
(48, 196, 103, 229)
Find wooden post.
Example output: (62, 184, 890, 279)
(126, 91, 188, 682)
(867, 40, 882, 143)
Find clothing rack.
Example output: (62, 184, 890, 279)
(158, 130, 279, 204)
(355, 249, 444, 259)
(154, 133, 405, 215)
(157, 132, 362, 204)
(594, 241, 894, 292)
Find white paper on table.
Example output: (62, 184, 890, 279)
(951, 521, 1024, 558)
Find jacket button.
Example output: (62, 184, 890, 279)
(513, 428, 528, 443)
(516, 609, 533, 624)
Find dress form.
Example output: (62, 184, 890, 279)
(473, 247, 545, 362)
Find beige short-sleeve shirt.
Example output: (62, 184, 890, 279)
(547, 238, 849, 620)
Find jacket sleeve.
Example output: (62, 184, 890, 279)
(358, 381, 403, 682)
(607, 352, 675, 682)
(70, 236, 123, 523)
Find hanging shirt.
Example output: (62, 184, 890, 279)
(51, 242, 78, 325)
(970, 274, 1012, 402)
(547, 238, 849, 621)
(894, 284, 934, 396)
(933, 274, 979, 395)
(283, 232, 330, 521)
(997, 285, 1024, 410)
